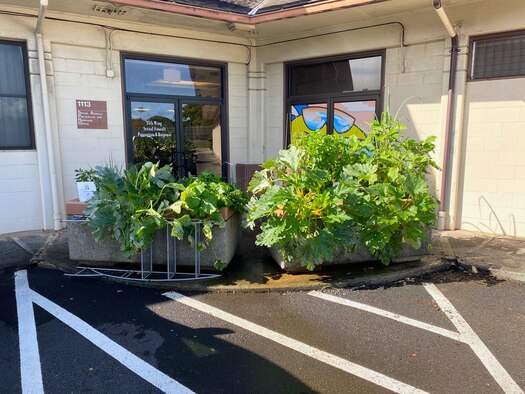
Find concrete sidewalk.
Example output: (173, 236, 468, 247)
(1, 227, 524, 291)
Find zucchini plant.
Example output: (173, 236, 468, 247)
(246, 111, 439, 270)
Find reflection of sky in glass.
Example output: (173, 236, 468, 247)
(336, 100, 376, 132)
(348, 56, 381, 91)
(125, 59, 221, 98)
(131, 102, 175, 120)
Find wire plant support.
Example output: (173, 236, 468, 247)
(66, 221, 221, 282)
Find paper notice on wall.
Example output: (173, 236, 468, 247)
(76, 182, 97, 202)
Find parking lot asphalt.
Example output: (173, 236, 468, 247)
(1, 267, 523, 393)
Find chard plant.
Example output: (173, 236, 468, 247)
(246, 111, 439, 270)
(85, 162, 248, 269)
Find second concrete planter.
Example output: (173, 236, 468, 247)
(270, 233, 431, 273)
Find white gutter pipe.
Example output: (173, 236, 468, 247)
(36, 0, 62, 230)
(433, 1, 456, 38)
(433, 0, 458, 231)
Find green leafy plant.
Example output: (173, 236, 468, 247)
(74, 168, 97, 182)
(85, 162, 179, 257)
(85, 163, 248, 267)
(246, 111, 439, 270)
(165, 172, 248, 249)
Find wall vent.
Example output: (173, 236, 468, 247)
(92, 4, 128, 16)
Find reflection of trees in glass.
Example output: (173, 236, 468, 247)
(133, 115, 175, 166)
(133, 137, 175, 167)
(183, 104, 220, 151)
(132, 114, 197, 175)
(182, 104, 218, 127)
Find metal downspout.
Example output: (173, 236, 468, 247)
(36, 0, 62, 230)
(433, 0, 458, 230)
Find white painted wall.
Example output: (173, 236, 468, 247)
(51, 41, 127, 201)
(452, 0, 525, 236)
(0, 12, 249, 234)
(1, 0, 525, 237)
(461, 80, 525, 236)
(43, 20, 249, 201)
(0, 152, 42, 233)
(256, 0, 525, 237)
(228, 62, 249, 166)
(264, 63, 284, 159)
(0, 17, 48, 234)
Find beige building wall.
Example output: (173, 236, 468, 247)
(258, 10, 447, 203)
(264, 63, 284, 159)
(0, 13, 249, 234)
(0, 16, 49, 234)
(1, 0, 525, 236)
(257, 0, 525, 237)
(0, 150, 43, 233)
(453, 0, 525, 236)
(461, 75, 525, 236)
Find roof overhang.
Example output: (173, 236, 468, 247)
(106, 0, 386, 24)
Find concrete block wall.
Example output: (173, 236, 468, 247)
(228, 62, 249, 166)
(385, 41, 445, 194)
(264, 63, 285, 159)
(44, 20, 249, 202)
(446, 0, 525, 236)
(0, 16, 46, 234)
(52, 42, 126, 201)
(0, 152, 42, 233)
(461, 79, 525, 236)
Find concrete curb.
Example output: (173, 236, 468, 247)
(4, 228, 525, 291)
(52, 256, 453, 293)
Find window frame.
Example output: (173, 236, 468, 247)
(0, 40, 35, 150)
(284, 50, 385, 146)
(120, 53, 229, 178)
(468, 29, 525, 82)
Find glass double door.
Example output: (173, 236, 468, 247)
(128, 99, 222, 178)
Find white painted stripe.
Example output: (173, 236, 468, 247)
(423, 282, 524, 394)
(28, 289, 194, 394)
(309, 290, 463, 342)
(15, 270, 44, 394)
(163, 291, 427, 394)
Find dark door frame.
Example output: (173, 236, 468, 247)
(121, 53, 228, 178)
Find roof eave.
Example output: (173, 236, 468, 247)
(107, 0, 386, 24)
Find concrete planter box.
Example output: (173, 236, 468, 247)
(67, 212, 241, 270)
(270, 233, 431, 273)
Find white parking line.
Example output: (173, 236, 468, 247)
(423, 282, 524, 394)
(15, 271, 44, 394)
(15, 270, 194, 394)
(309, 290, 463, 342)
(163, 291, 428, 394)
(311, 286, 523, 394)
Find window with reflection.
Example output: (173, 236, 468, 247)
(125, 59, 222, 98)
(287, 52, 383, 144)
(0, 41, 33, 149)
(123, 56, 225, 177)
